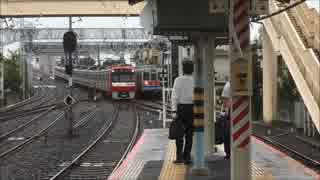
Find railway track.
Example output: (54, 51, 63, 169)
(0, 77, 53, 114)
(253, 123, 320, 172)
(47, 102, 140, 180)
(0, 110, 65, 160)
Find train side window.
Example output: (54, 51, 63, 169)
(143, 72, 150, 80)
(151, 72, 157, 80)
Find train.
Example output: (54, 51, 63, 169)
(136, 65, 162, 97)
(54, 64, 163, 100)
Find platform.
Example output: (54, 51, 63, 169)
(108, 129, 319, 180)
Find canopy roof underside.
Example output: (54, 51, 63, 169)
(0, 0, 145, 17)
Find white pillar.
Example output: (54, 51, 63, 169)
(191, 37, 209, 176)
(262, 29, 278, 124)
(204, 36, 215, 155)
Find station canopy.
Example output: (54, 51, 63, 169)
(0, 0, 145, 17)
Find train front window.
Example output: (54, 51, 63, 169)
(112, 72, 135, 82)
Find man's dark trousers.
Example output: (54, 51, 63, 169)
(175, 104, 193, 161)
(223, 111, 231, 158)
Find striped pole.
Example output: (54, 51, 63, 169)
(230, 0, 252, 179)
(191, 39, 208, 175)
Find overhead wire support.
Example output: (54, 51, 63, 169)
(252, 0, 306, 22)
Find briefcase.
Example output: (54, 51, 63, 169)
(168, 119, 184, 140)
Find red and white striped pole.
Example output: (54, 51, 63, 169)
(229, 0, 252, 179)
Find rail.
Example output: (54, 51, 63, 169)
(49, 104, 120, 180)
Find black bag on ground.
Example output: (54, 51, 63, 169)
(168, 119, 185, 140)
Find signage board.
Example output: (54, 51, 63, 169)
(251, 0, 269, 15)
(231, 58, 249, 96)
(209, 0, 228, 14)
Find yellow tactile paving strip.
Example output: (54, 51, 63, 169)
(159, 140, 187, 180)
(159, 141, 274, 180)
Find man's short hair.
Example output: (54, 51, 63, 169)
(183, 60, 194, 75)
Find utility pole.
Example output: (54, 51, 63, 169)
(0, 19, 4, 107)
(19, 18, 26, 100)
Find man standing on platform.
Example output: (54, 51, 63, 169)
(171, 60, 194, 164)
(221, 80, 231, 159)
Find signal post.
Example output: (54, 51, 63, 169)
(63, 17, 77, 136)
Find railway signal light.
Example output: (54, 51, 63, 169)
(63, 31, 77, 54)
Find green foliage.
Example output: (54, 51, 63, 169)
(278, 62, 300, 102)
(2, 50, 22, 93)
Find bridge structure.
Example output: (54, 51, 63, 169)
(262, 0, 319, 134)
(0, 26, 151, 100)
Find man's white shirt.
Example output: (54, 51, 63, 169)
(221, 81, 231, 99)
(171, 75, 194, 112)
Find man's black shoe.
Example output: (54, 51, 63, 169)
(173, 160, 184, 164)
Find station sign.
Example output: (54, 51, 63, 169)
(231, 58, 249, 96)
(251, 0, 269, 15)
(209, 0, 228, 14)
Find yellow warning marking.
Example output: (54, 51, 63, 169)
(193, 94, 204, 101)
(159, 141, 186, 180)
(193, 119, 204, 127)
(252, 162, 274, 180)
(193, 107, 204, 114)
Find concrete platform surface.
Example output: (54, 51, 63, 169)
(108, 129, 319, 180)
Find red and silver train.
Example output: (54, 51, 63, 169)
(55, 65, 136, 100)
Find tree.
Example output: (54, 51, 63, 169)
(278, 56, 300, 121)
(3, 50, 22, 93)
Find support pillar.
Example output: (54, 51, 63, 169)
(262, 30, 278, 124)
(230, 0, 252, 179)
(191, 37, 208, 176)
(204, 36, 216, 155)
